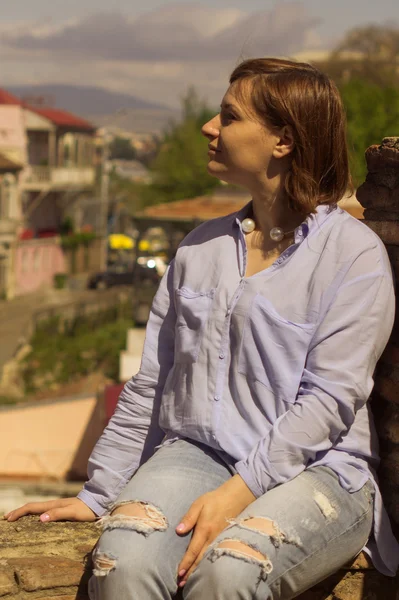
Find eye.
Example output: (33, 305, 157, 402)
(220, 111, 236, 125)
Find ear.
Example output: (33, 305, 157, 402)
(272, 125, 295, 159)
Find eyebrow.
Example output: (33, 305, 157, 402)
(220, 102, 240, 113)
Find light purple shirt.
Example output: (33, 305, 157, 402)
(78, 203, 399, 576)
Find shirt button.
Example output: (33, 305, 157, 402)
(226, 309, 231, 316)
(219, 353, 225, 359)
(212, 434, 216, 441)
(214, 395, 220, 401)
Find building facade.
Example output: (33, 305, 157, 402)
(0, 89, 107, 298)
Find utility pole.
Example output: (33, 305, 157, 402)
(99, 137, 110, 272)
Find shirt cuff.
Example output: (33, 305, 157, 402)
(77, 489, 109, 517)
(235, 460, 271, 499)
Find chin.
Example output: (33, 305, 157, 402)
(208, 166, 244, 188)
(207, 163, 231, 184)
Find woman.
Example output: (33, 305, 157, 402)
(5, 58, 399, 599)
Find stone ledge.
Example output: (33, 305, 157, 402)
(0, 518, 398, 600)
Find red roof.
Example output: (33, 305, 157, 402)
(32, 107, 94, 131)
(0, 88, 94, 131)
(135, 192, 364, 223)
(135, 192, 250, 222)
(0, 152, 22, 170)
(0, 89, 21, 105)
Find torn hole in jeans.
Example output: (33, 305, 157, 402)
(207, 538, 273, 582)
(226, 516, 302, 548)
(92, 551, 117, 577)
(98, 500, 168, 536)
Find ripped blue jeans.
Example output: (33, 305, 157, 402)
(89, 438, 374, 600)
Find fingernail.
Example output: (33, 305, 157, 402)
(40, 513, 50, 522)
(179, 580, 186, 588)
(178, 569, 186, 577)
(176, 523, 185, 533)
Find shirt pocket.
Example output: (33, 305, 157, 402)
(238, 293, 315, 403)
(175, 286, 215, 363)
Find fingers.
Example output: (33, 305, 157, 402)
(38, 506, 82, 522)
(2, 498, 96, 523)
(180, 545, 207, 587)
(178, 526, 209, 584)
(4, 499, 71, 522)
(176, 501, 202, 535)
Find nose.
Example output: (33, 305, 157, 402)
(201, 114, 220, 141)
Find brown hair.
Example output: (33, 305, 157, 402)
(229, 57, 353, 213)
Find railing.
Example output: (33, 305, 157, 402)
(23, 166, 96, 188)
(0, 219, 18, 237)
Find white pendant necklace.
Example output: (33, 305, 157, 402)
(241, 217, 294, 242)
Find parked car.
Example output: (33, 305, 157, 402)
(132, 255, 169, 325)
(87, 259, 158, 290)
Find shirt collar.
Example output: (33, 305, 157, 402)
(234, 200, 337, 244)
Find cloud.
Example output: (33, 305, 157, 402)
(0, 2, 323, 109)
(1, 2, 319, 62)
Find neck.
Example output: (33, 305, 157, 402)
(250, 186, 305, 235)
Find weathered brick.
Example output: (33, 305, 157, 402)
(363, 220, 399, 245)
(328, 570, 398, 600)
(385, 244, 399, 262)
(377, 410, 399, 445)
(379, 341, 399, 368)
(75, 543, 94, 556)
(379, 450, 399, 489)
(373, 375, 399, 406)
(344, 552, 374, 570)
(356, 182, 399, 211)
(380, 480, 399, 527)
(364, 208, 399, 221)
(35, 595, 89, 600)
(365, 138, 399, 174)
(0, 565, 16, 597)
(8, 557, 85, 592)
(367, 168, 399, 190)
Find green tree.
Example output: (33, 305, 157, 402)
(145, 87, 221, 204)
(109, 136, 137, 160)
(107, 88, 221, 215)
(318, 25, 399, 88)
(340, 79, 399, 184)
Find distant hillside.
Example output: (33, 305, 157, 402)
(88, 108, 181, 135)
(8, 84, 179, 134)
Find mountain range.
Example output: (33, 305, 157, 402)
(8, 84, 179, 134)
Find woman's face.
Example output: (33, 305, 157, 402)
(201, 83, 283, 190)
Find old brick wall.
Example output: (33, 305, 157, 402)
(0, 517, 97, 600)
(357, 137, 399, 539)
(0, 138, 398, 599)
(0, 517, 398, 600)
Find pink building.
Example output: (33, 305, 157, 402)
(0, 89, 104, 297)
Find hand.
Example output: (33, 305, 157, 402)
(3, 497, 96, 523)
(176, 475, 256, 587)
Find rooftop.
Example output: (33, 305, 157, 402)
(0, 88, 94, 132)
(134, 190, 364, 224)
(31, 107, 95, 132)
(0, 89, 21, 106)
(135, 189, 250, 223)
(0, 152, 23, 171)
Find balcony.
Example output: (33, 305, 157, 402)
(0, 219, 18, 242)
(22, 166, 96, 190)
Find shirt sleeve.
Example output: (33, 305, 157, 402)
(77, 261, 177, 516)
(235, 250, 395, 498)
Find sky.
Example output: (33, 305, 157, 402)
(0, 0, 398, 109)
